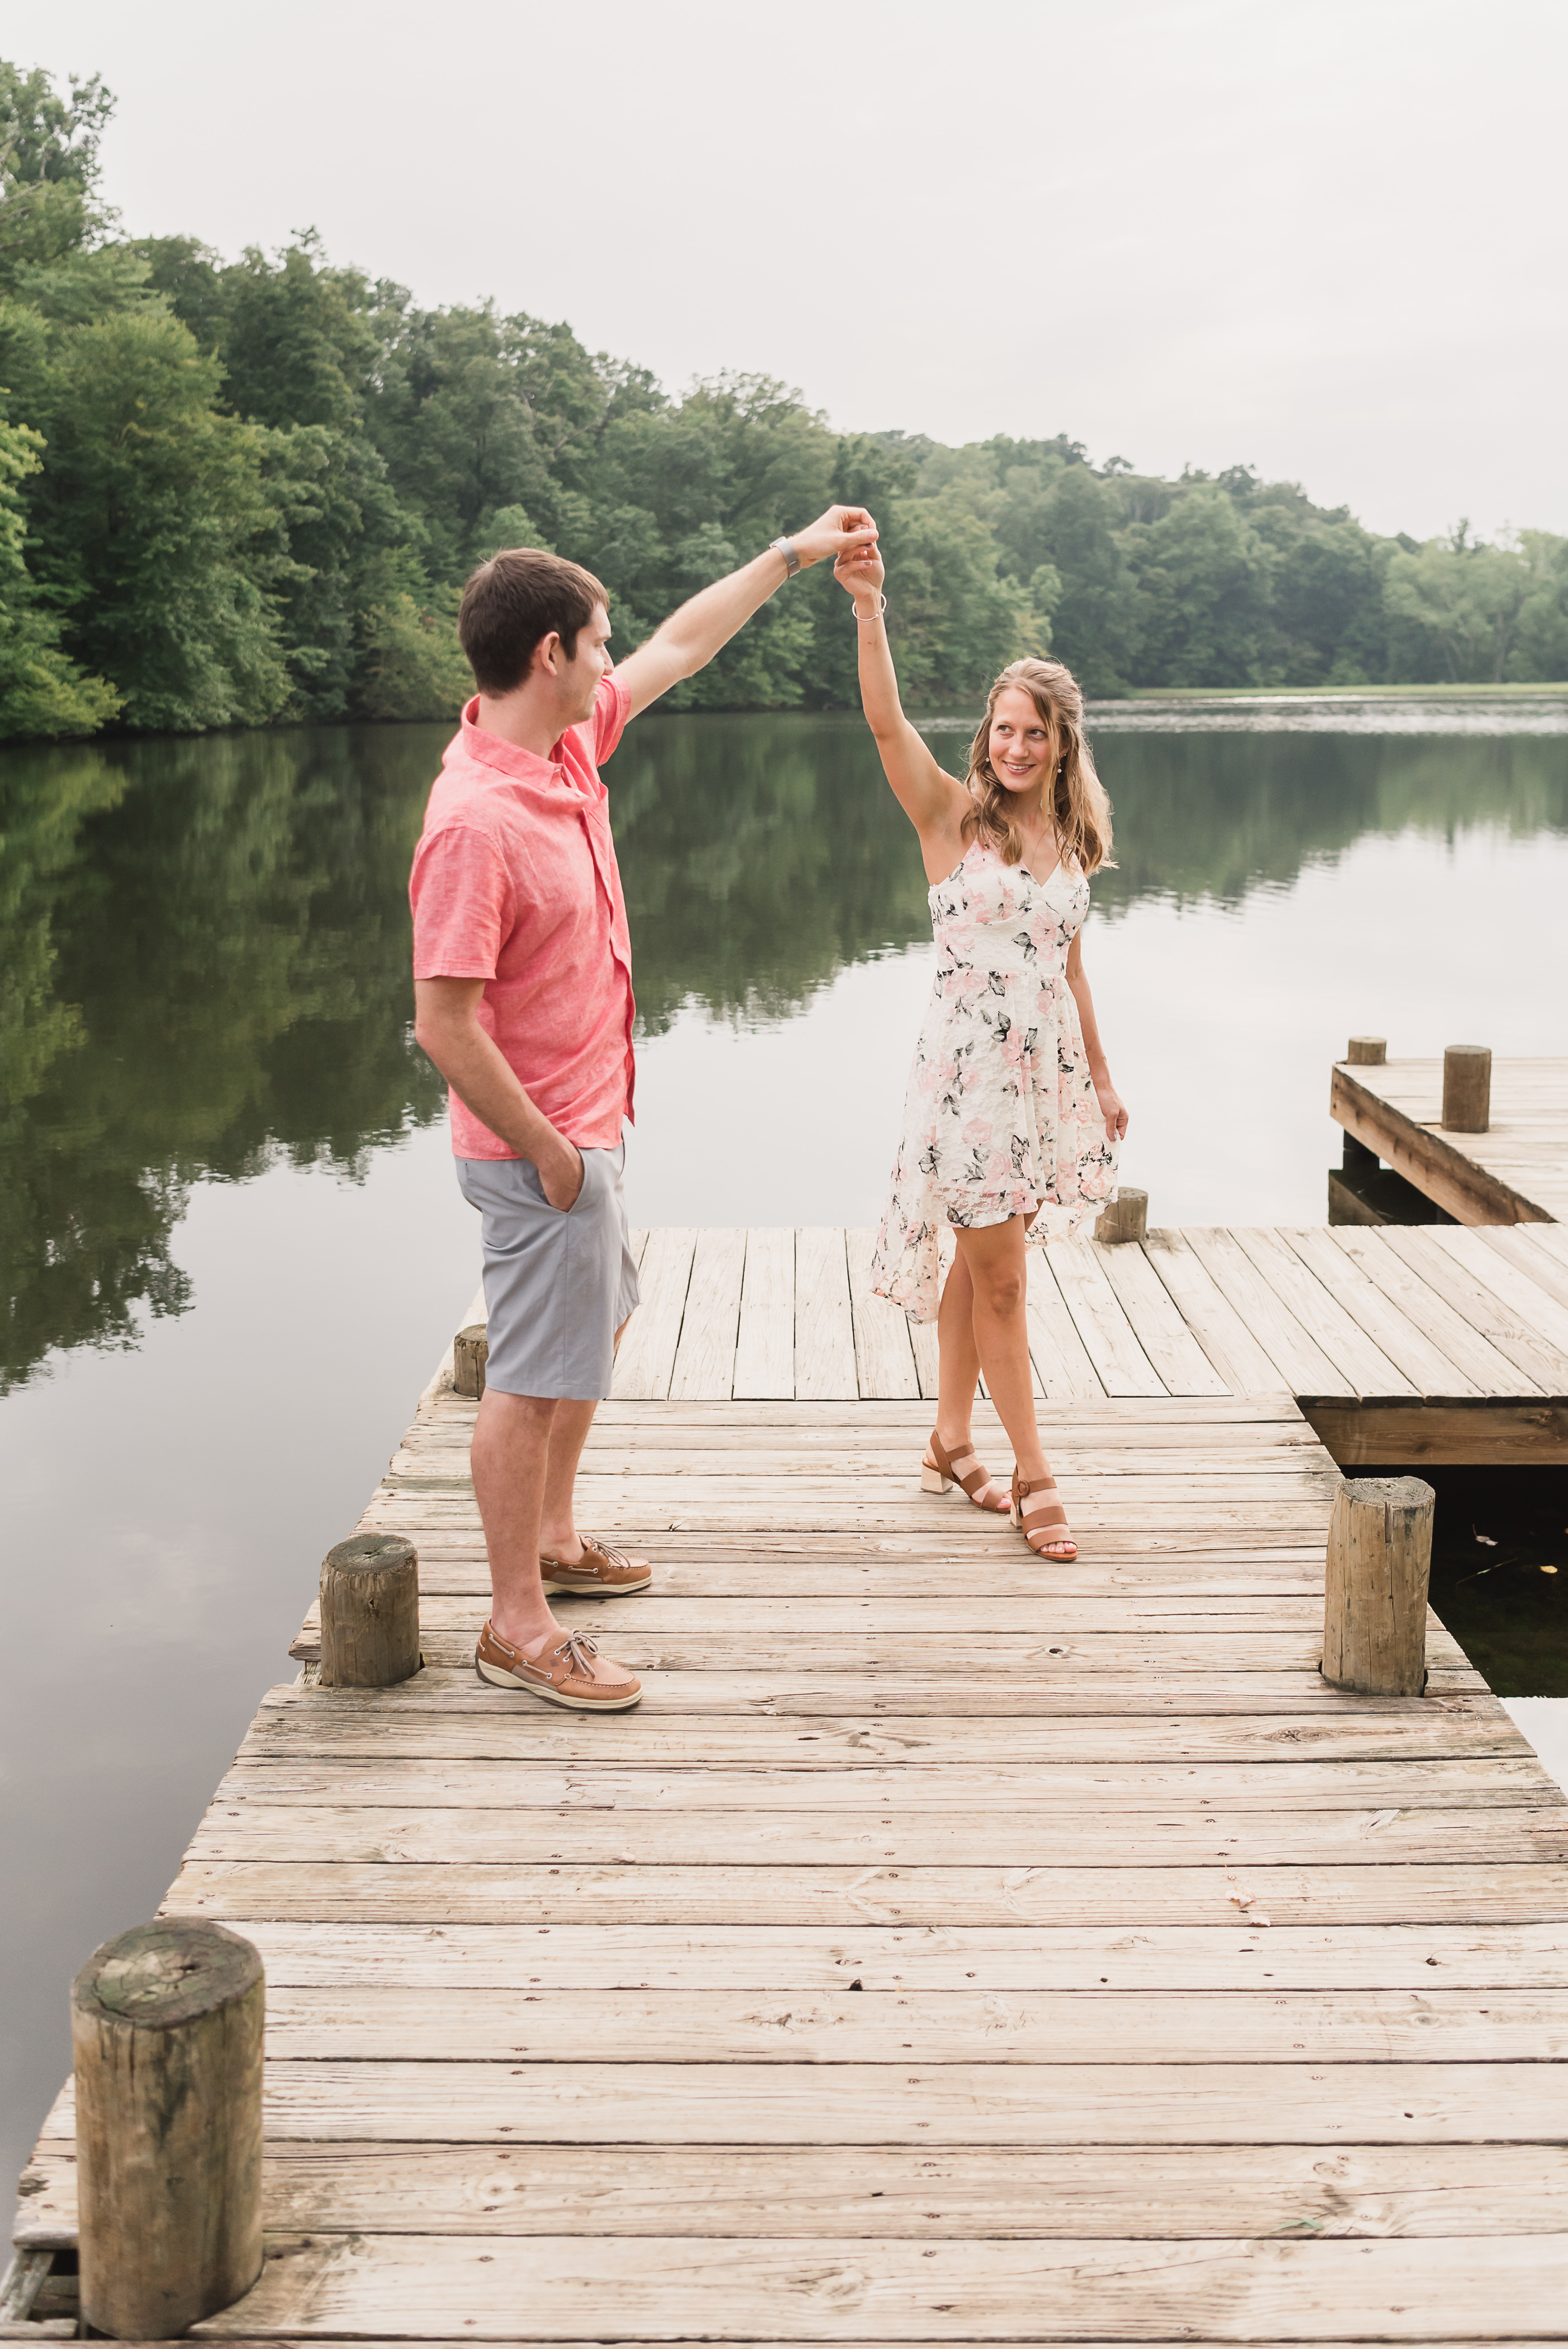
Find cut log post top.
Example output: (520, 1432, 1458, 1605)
(1321, 1474, 1435, 1700)
(1345, 1036, 1386, 1065)
(70, 1919, 264, 2339)
(454, 1321, 489, 1400)
(1442, 1044, 1492, 1134)
(1095, 1188, 1148, 1245)
(319, 1532, 421, 1689)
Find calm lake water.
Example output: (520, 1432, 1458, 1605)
(2, 701, 1567, 2189)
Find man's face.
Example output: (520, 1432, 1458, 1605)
(558, 603, 612, 724)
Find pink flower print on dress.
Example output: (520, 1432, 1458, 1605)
(961, 1114, 992, 1151)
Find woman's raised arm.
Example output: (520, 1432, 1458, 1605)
(833, 540, 968, 852)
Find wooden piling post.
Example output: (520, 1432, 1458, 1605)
(1442, 1045, 1491, 1132)
(1345, 1036, 1386, 1065)
(71, 1919, 263, 2339)
(1095, 1188, 1148, 1244)
(453, 1321, 489, 1400)
(1321, 1475, 1435, 1696)
(319, 1532, 420, 1686)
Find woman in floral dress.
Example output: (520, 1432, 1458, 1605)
(833, 538, 1126, 1561)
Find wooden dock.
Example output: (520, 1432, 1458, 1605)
(11, 1227, 1568, 2341)
(1332, 1056, 1568, 1227)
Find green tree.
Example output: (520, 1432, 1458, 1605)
(1506, 532, 1568, 681)
(1126, 483, 1272, 688)
(1384, 529, 1541, 684)
(1034, 466, 1142, 695)
(27, 308, 290, 728)
(0, 414, 118, 737)
(0, 63, 114, 291)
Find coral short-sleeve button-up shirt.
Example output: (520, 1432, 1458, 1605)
(409, 676, 636, 1158)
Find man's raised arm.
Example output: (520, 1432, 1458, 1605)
(614, 504, 877, 720)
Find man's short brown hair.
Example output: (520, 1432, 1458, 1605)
(458, 548, 609, 696)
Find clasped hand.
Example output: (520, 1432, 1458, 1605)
(793, 504, 879, 570)
(833, 533, 885, 609)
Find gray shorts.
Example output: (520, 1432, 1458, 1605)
(456, 1143, 640, 1401)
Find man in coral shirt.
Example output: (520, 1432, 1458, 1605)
(412, 510, 875, 1710)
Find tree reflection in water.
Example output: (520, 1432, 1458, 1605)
(3, 708, 1564, 1389)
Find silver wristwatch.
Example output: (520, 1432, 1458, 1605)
(769, 535, 802, 578)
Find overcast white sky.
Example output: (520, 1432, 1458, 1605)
(25, 0, 1567, 541)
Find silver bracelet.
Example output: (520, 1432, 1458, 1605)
(769, 535, 802, 578)
(854, 594, 888, 620)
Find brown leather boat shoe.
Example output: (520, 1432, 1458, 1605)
(539, 1534, 652, 1598)
(475, 1620, 643, 1710)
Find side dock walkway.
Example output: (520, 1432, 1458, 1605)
(11, 1231, 1568, 2341)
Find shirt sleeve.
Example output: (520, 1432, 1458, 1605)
(409, 824, 513, 980)
(594, 670, 631, 767)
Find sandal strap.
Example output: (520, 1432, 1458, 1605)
(1013, 1470, 1076, 1555)
(929, 1433, 1003, 1509)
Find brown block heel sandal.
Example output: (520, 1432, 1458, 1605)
(1011, 1467, 1078, 1562)
(920, 1431, 1010, 1514)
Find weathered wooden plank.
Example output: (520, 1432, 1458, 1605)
(1229, 1226, 1417, 1400)
(1183, 1230, 1346, 1396)
(1140, 1231, 1285, 1396)
(20, 2141, 1568, 2248)
(229, 1983, 1568, 2062)
(1025, 1256, 1104, 1398)
(258, 1665, 1491, 1714)
(610, 1226, 696, 1399)
(1325, 1229, 1539, 1395)
(214, 1752, 1565, 1811)
(733, 1227, 795, 1400)
(1277, 1228, 1482, 1399)
(164, 1858, 1568, 1927)
(171, 2228, 1568, 2339)
(1303, 1398, 1568, 1470)
(795, 1228, 858, 1400)
(390, 1626, 1409, 1673)
(303, 1598, 1348, 1643)
(73, 2057, 1568, 2143)
(846, 1228, 920, 1401)
(908, 1315, 941, 1400)
(1094, 1241, 1231, 1398)
(1477, 1225, 1568, 1317)
(1046, 1243, 1168, 1398)
(185, 1802, 1564, 1871)
(1422, 1225, 1568, 1365)
(667, 1226, 747, 1399)
(243, 1697, 1527, 1772)
(111, 1916, 1568, 1992)
(1378, 1226, 1568, 1390)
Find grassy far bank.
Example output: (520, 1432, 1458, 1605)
(5, 60, 1568, 746)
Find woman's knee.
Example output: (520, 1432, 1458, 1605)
(976, 1265, 1025, 1317)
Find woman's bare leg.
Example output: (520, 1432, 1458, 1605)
(952, 1218, 1048, 1482)
(936, 1248, 981, 1441)
(932, 1247, 1009, 1510)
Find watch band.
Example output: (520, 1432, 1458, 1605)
(769, 535, 802, 578)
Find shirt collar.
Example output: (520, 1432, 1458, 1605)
(452, 696, 569, 784)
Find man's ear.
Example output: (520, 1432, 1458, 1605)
(531, 630, 563, 681)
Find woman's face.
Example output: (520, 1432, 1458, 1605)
(987, 686, 1056, 797)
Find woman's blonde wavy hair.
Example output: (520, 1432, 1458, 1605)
(962, 656, 1114, 876)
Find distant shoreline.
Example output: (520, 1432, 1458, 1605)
(1121, 681, 1568, 702)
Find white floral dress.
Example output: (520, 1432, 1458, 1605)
(872, 838, 1119, 1323)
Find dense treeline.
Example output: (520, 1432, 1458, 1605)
(4, 63, 1568, 742)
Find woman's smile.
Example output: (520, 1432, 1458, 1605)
(988, 685, 1055, 794)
